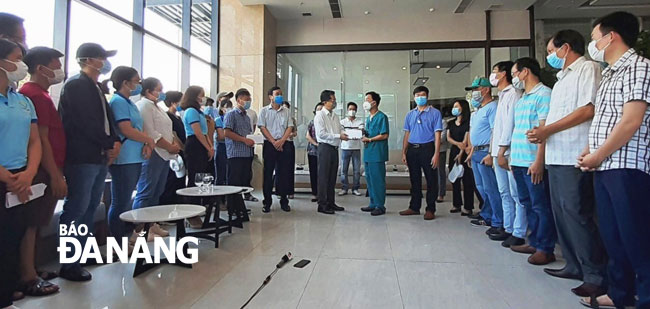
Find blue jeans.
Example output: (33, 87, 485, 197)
(214, 142, 228, 185)
(340, 149, 361, 191)
(594, 169, 650, 308)
(493, 157, 527, 238)
(108, 163, 142, 239)
(365, 162, 386, 210)
(133, 151, 169, 209)
(512, 166, 556, 253)
(471, 150, 502, 227)
(59, 163, 108, 269)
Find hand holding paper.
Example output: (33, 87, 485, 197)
(6, 183, 47, 208)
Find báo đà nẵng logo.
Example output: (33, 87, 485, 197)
(57, 222, 199, 264)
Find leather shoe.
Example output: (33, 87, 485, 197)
(330, 204, 345, 211)
(467, 213, 482, 220)
(510, 244, 536, 254)
(262, 205, 271, 213)
(571, 283, 607, 297)
(59, 265, 92, 282)
(281, 204, 291, 212)
(318, 208, 335, 215)
(399, 208, 420, 216)
(371, 208, 386, 216)
(485, 227, 500, 235)
(424, 210, 435, 220)
(527, 251, 556, 265)
(360, 206, 374, 212)
(488, 230, 511, 241)
(501, 235, 525, 248)
(543, 268, 582, 280)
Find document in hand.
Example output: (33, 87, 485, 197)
(5, 183, 47, 208)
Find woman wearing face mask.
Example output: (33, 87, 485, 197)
(305, 102, 324, 202)
(0, 38, 54, 307)
(107, 66, 155, 240)
(447, 99, 478, 216)
(181, 86, 214, 191)
(132, 78, 181, 235)
(214, 98, 233, 185)
(158, 91, 187, 206)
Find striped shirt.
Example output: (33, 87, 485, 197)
(588, 49, 650, 174)
(257, 104, 292, 140)
(494, 85, 523, 156)
(224, 107, 254, 158)
(511, 83, 551, 168)
(546, 57, 601, 165)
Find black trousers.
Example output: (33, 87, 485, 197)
(185, 135, 210, 187)
(160, 152, 187, 205)
(263, 141, 290, 206)
(308, 154, 318, 196)
(448, 148, 475, 210)
(227, 157, 253, 214)
(406, 142, 438, 212)
(317, 144, 338, 210)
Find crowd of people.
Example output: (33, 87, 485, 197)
(0, 9, 649, 309)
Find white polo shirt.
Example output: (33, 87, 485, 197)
(340, 116, 364, 150)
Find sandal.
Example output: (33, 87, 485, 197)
(580, 295, 616, 309)
(37, 270, 58, 280)
(243, 193, 259, 202)
(19, 277, 60, 296)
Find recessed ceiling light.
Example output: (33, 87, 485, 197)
(396, 80, 400, 84)
(436, 65, 441, 69)
(364, 10, 370, 15)
(429, 8, 435, 12)
(332, 67, 337, 71)
(401, 66, 407, 70)
(365, 80, 369, 84)
(365, 66, 370, 70)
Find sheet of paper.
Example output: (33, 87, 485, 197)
(246, 134, 265, 144)
(5, 183, 47, 208)
(344, 128, 362, 139)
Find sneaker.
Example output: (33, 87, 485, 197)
(470, 219, 490, 227)
(371, 208, 386, 216)
(338, 190, 348, 196)
(501, 235, 525, 248)
(360, 206, 374, 212)
(352, 190, 362, 196)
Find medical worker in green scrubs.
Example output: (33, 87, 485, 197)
(360, 91, 389, 216)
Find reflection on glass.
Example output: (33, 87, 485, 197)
(191, 1, 212, 61)
(143, 35, 181, 92)
(4, 0, 55, 48)
(190, 57, 211, 97)
(88, 0, 133, 21)
(145, 0, 182, 46)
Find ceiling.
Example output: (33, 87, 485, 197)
(534, 0, 650, 19)
(239, 0, 537, 20)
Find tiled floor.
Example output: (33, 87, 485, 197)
(15, 192, 584, 309)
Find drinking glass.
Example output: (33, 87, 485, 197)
(195, 173, 206, 193)
(203, 174, 214, 193)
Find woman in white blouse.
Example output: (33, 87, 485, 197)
(133, 77, 182, 236)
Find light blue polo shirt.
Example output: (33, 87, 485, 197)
(511, 83, 551, 168)
(0, 88, 37, 170)
(364, 111, 390, 163)
(109, 93, 145, 165)
(469, 101, 497, 147)
(183, 107, 208, 137)
(403, 106, 442, 144)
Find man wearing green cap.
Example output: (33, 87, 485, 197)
(465, 77, 503, 235)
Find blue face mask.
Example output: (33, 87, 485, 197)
(244, 101, 252, 110)
(274, 95, 283, 104)
(414, 96, 427, 106)
(452, 107, 461, 116)
(130, 83, 142, 96)
(471, 99, 481, 108)
(546, 45, 566, 70)
(158, 92, 166, 102)
(99, 59, 112, 75)
(176, 105, 182, 112)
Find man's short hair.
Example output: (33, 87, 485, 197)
(23, 47, 64, 74)
(593, 11, 640, 48)
(413, 86, 429, 96)
(492, 61, 514, 84)
(267, 86, 281, 96)
(0, 13, 24, 38)
(551, 29, 586, 56)
(514, 57, 541, 78)
(320, 90, 335, 103)
(365, 91, 381, 105)
(347, 102, 357, 110)
(235, 88, 251, 100)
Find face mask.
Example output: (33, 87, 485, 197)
(489, 73, 500, 87)
(1, 60, 28, 83)
(43, 66, 65, 84)
(546, 45, 566, 70)
(225, 107, 233, 113)
(176, 104, 182, 112)
(363, 101, 372, 111)
(130, 83, 142, 96)
(452, 107, 461, 116)
(471, 91, 483, 103)
(99, 59, 112, 75)
(348, 110, 356, 117)
(414, 96, 427, 106)
(274, 95, 283, 104)
(200, 97, 207, 106)
(471, 99, 481, 108)
(244, 101, 251, 110)
(512, 76, 525, 90)
(588, 34, 611, 62)
(157, 92, 166, 102)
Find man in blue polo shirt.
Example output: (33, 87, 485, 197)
(399, 86, 442, 220)
(465, 77, 503, 236)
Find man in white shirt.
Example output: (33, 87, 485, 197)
(314, 90, 349, 215)
(339, 102, 364, 196)
(258, 86, 293, 213)
(491, 61, 527, 246)
(527, 30, 606, 297)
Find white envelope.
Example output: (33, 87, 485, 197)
(246, 134, 265, 144)
(5, 183, 47, 208)
(344, 128, 362, 139)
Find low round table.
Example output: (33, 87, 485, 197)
(119, 204, 205, 277)
(176, 185, 253, 247)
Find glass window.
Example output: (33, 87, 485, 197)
(4, 0, 55, 48)
(143, 35, 181, 93)
(491, 46, 529, 65)
(191, 1, 212, 61)
(88, 0, 133, 21)
(190, 57, 212, 97)
(68, 0, 133, 79)
(144, 0, 182, 46)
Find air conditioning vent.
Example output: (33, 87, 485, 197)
(329, 0, 342, 18)
(454, 0, 475, 13)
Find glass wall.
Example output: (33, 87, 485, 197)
(4, 0, 55, 48)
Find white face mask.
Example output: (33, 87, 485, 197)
(489, 73, 500, 87)
(1, 60, 28, 83)
(588, 34, 611, 62)
(363, 101, 372, 111)
(348, 110, 356, 117)
(200, 97, 207, 106)
(512, 76, 525, 90)
(43, 66, 65, 84)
